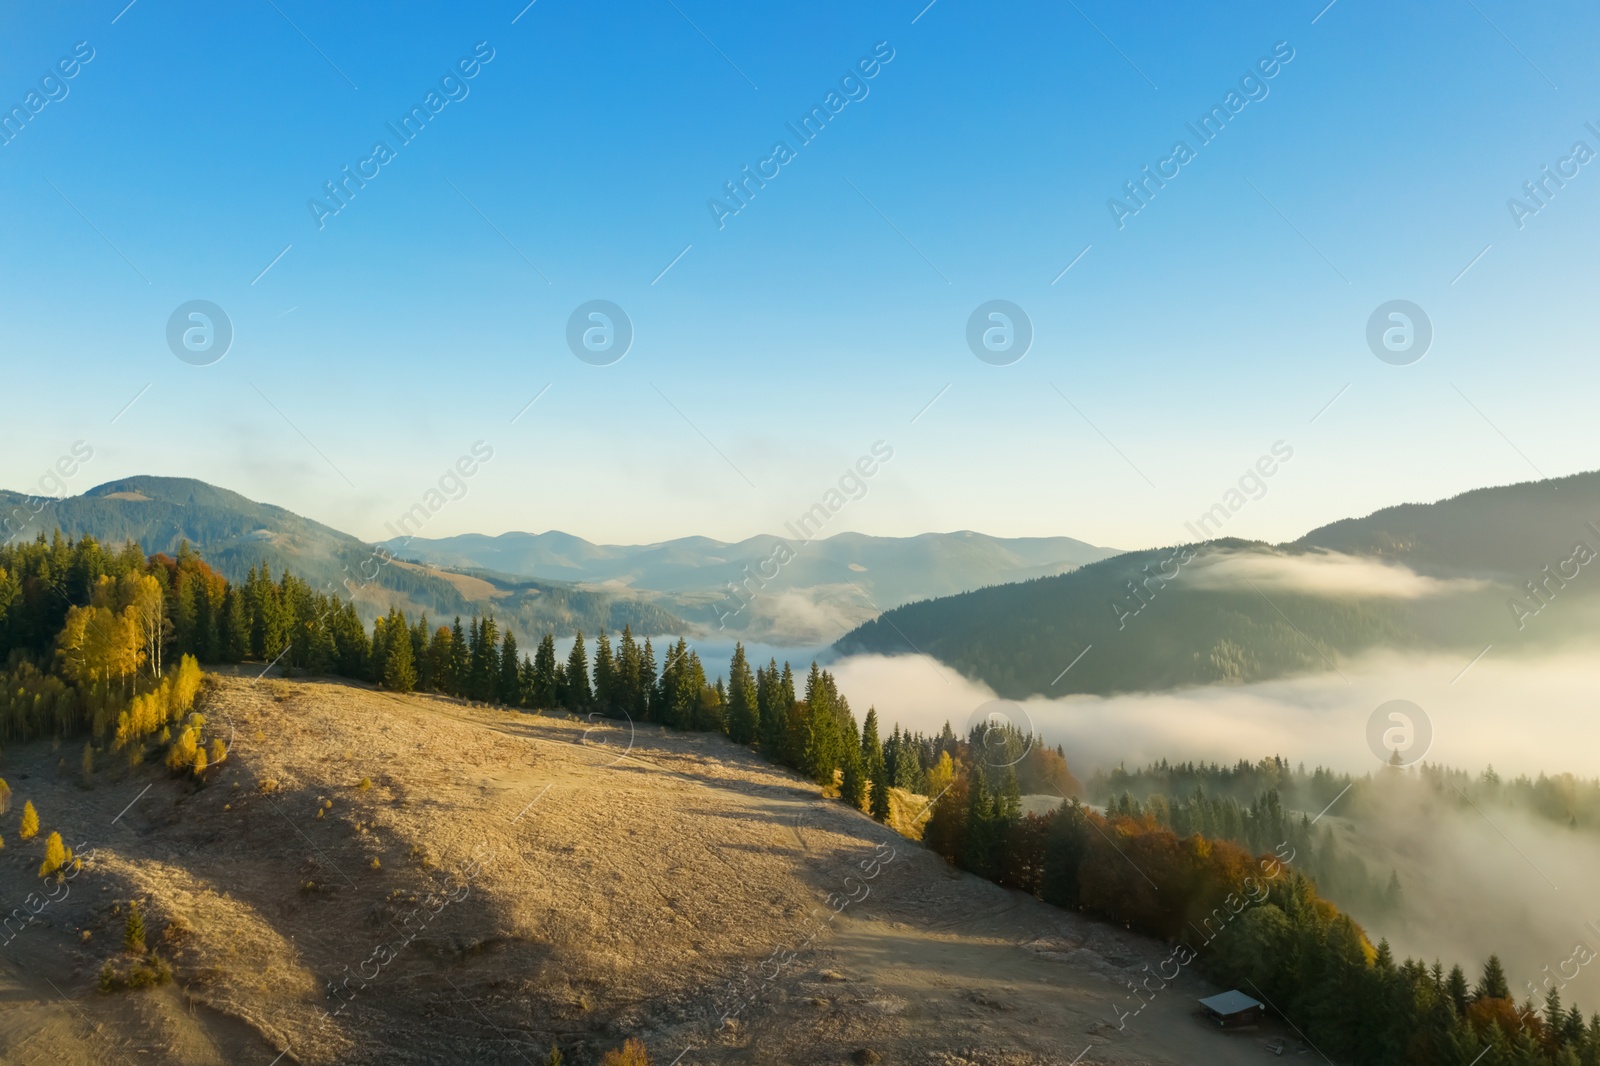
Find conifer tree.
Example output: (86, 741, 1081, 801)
(532, 634, 559, 709)
(563, 632, 591, 711)
(798, 662, 842, 785)
(863, 707, 890, 822)
(19, 800, 37, 840)
(518, 654, 537, 709)
(124, 902, 146, 954)
(841, 742, 867, 810)
(756, 660, 786, 760)
(498, 630, 521, 706)
(592, 629, 615, 715)
(616, 626, 642, 717)
(220, 586, 250, 662)
(1476, 955, 1510, 1000)
(725, 644, 759, 745)
(383, 623, 416, 693)
(428, 625, 454, 693)
(639, 638, 658, 720)
(411, 615, 432, 692)
(447, 617, 469, 695)
(1446, 964, 1470, 1015)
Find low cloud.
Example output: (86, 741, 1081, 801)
(830, 646, 1600, 779)
(1183, 549, 1488, 600)
(829, 647, 1600, 1014)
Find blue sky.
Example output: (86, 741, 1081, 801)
(3, 0, 1598, 550)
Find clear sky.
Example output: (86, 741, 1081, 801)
(3, 0, 1598, 550)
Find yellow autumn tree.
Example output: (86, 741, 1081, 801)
(192, 747, 208, 776)
(598, 1039, 651, 1066)
(926, 751, 955, 798)
(19, 800, 38, 840)
(0, 777, 10, 813)
(39, 832, 67, 877)
(166, 725, 199, 772)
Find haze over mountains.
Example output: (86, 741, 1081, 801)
(835, 471, 1600, 698)
(383, 528, 1120, 644)
(0, 477, 685, 644)
(0, 476, 1119, 646)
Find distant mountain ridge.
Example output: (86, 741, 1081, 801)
(834, 471, 1600, 698)
(0, 476, 687, 643)
(383, 528, 1121, 643)
(0, 476, 1122, 647)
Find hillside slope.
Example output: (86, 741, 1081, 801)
(0, 674, 1284, 1066)
(835, 472, 1600, 698)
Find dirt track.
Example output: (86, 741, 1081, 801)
(0, 672, 1299, 1065)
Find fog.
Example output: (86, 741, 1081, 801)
(1184, 548, 1490, 600)
(828, 647, 1600, 779)
(829, 647, 1600, 1007)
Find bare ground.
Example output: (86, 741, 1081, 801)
(0, 672, 1302, 1065)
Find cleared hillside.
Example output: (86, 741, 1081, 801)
(0, 674, 1292, 1065)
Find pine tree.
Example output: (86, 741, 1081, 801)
(639, 639, 658, 720)
(592, 629, 615, 715)
(862, 709, 889, 821)
(516, 654, 535, 708)
(841, 742, 867, 810)
(1445, 964, 1470, 1015)
(124, 902, 146, 954)
(617, 626, 642, 717)
(798, 662, 841, 785)
(220, 586, 250, 662)
(725, 644, 759, 745)
(428, 625, 454, 693)
(383, 623, 416, 693)
(563, 632, 591, 711)
(532, 634, 559, 709)
(1476, 955, 1510, 1000)
(498, 631, 521, 706)
(19, 800, 38, 840)
(447, 617, 469, 695)
(756, 659, 787, 760)
(411, 615, 432, 692)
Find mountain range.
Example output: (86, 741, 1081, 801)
(0, 477, 685, 645)
(382, 528, 1119, 644)
(833, 471, 1600, 697)
(0, 476, 1119, 647)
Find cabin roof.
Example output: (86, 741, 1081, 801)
(1198, 990, 1263, 1016)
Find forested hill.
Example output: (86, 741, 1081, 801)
(834, 471, 1600, 698)
(1292, 468, 1600, 576)
(0, 477, 684, 641)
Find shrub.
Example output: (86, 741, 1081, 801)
(18, 800, 38, 840)
(99, 954, 171, 992)
(544, 1047, 564, 1066)
(357, 776, 372, 791)
(599, 1038, 651, 1066)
